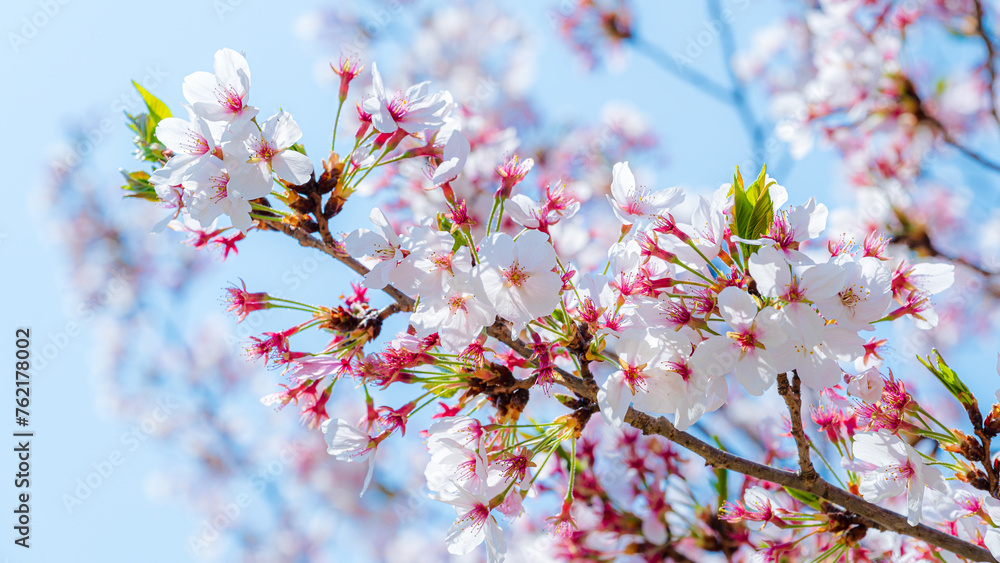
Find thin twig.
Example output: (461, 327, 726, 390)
(891, 225, 1000, 299)
(972, 0, 1000, 130)
(259, 219, 415, 310)
(777, 372, 819, 482)
(924, 113, 1000, 173)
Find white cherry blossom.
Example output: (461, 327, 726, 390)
(182, 48, 258, 127)
(363, 62, 453, 134)
(852, 430, 946, 526)
(814, 256, 892, 331)
(409, 274, 495, 353)
(322, 418, 378, 497)
(435, 483, 507, 563)
(150, 107, 221, 185)
(344, 208, 406, 290)
(184, 158, 255, 232)
(431, 129, 470, 185)
(470, 230, 562, 333)
(607, 161, 683, 226)
(394, 225, 471, 297)
(230, 111, 314, 186)
(847, 367, 884, 403)
(689, 286, 787, 395)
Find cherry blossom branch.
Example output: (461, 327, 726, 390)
(485, 320, 593, 394)
(260, 216, 995, 561)
(258, 218, 415, 311)
(974, 423, 998, 498)
(261, 216, 592, 394)
(377, 303, 404, 321)
(550, 348, 991, 558)
(622, 408, 999, 563)
(777, 372, 819, 482)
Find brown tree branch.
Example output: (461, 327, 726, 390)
(258, 219, 415, 311)
(777, 372, 819, 482)
(624, 408, 998, 562)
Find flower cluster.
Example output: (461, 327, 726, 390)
(146, 48, 314, 232)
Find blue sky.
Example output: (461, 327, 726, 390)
(2, 0, 997, 561)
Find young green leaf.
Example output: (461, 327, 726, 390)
(132, 81, 172, 128)
(918, 348, 978, 414)
(745, 166, 774, 242)
(120, 169, 158, 201)
(730, 165, 775, 265)
(783, 487, 822, 511)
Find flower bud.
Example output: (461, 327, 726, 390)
(984, 403, 1000, 437)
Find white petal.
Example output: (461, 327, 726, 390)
(689, 336, 738, 378)
(445, 513, 486, 555)
(214, 48, 251, 95)
(268, 111, 303, 149)
(597, 371, 630, 428)
(984, 529, 1000, 559)
(182, 71, 219, 106)
(360, 452, 376, 498)
(514, 230, 557, 271)
(717, 286, 757, 330)
(272, 150, 314, 185)
(908, 262, 955, 295)
(731, 351, 777, 395)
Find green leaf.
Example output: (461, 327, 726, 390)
(126, 112, 154, 144)
(732, 173, 752, 235)
(132, 81, 172, 127)
(553, 394, 578, 408)
(745, 167, 774, 241)
(711, 436, 729, 509)
(730, 165, 775, 265)
(120, 169, 158, 201)
(918, 349, 977, 410)
(783, 487, 821, 510)
(550, 308, 566, 325)
(125, 112, 169, 163)
(429, 384, 458, 399)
